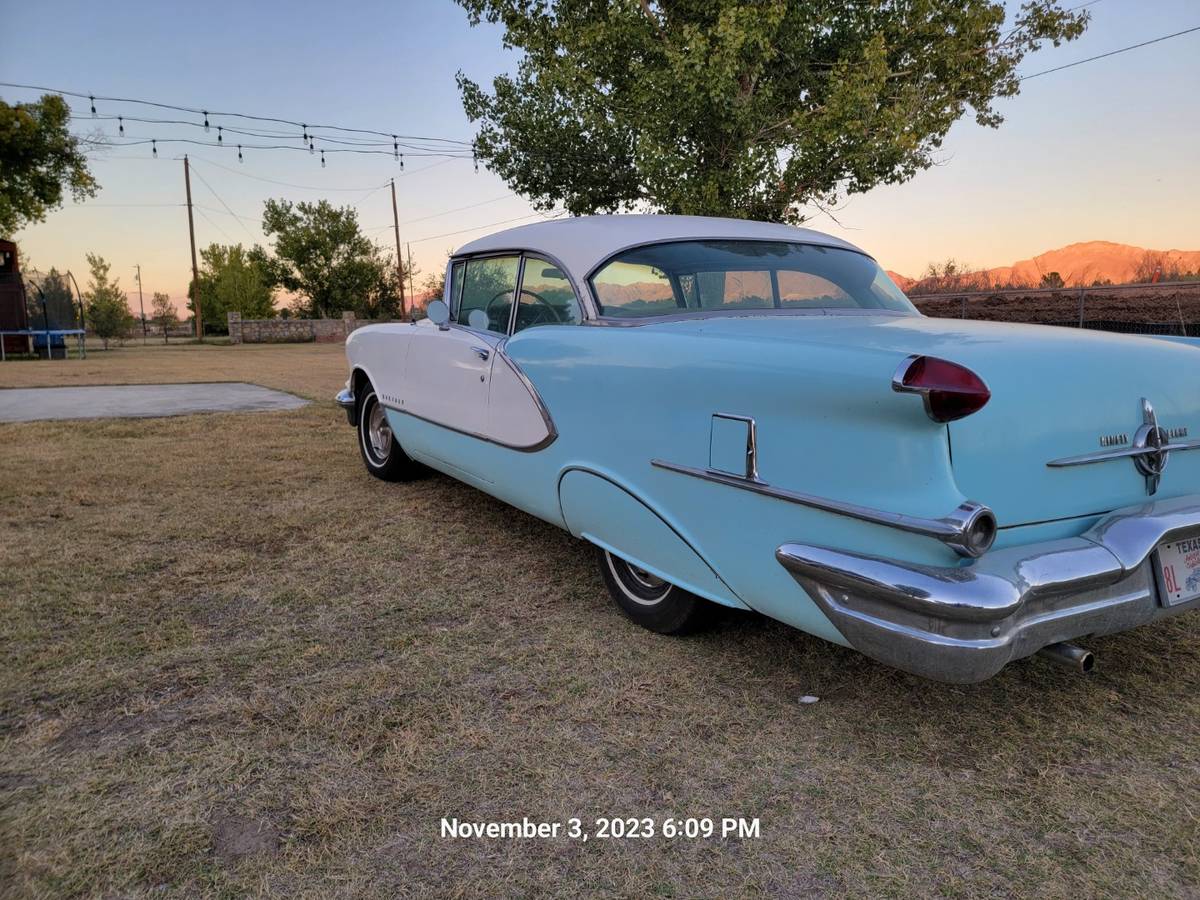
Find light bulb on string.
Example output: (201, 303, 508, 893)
(303, 124, 309, 143)
(217, 126, 223, 144)
(117, 116, 124, 135)
(151, 139, 157, 158)
(393, 136, 398, 160)
(203, 111, 210, 132)
(399, 154, 404, 171)
(238, 144, 243, 163)
(308, 138, 314, 154)
(89, 95, 96, 115)
(473, 147, 479, 173)
(320, 150, 326, 168)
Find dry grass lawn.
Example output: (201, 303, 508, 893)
(2, 342, 1199, 898)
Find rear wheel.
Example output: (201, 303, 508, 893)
(356, 386, 425, 481)
(597, 547, 713, 634)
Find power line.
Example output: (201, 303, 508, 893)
(364, 193, 518, 231)
(194, 207, 235, 243)
(103, 135, 471, 159)
(1020, 25, 1200, 81)
(0, 81, 474, 146)
(71, 113, 464, 153)
(407, 210, 567, 245)
(187, 165, 259, 240)
(187, 156, 392, 192)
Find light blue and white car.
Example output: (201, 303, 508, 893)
(338, 215, 1200, 683)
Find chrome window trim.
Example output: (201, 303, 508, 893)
(583, 237, 919, 322)
(513, 251, 587, 333)
(453, 252, 523, 335)
(584, 307, 914, 327)
(449, 246, 594, 323)
(651, 458, 996, 558)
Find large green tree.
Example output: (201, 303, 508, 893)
(0, 94, 99, 238)
(456, 1, 1088, 222)
(83, 253, 133, 349)
(188, 243, 276, 329)
(256, 199, 406, 319)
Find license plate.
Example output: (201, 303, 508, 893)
(1157, 536, 1200, 606)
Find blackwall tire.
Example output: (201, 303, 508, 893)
(597, 547, 713, 634)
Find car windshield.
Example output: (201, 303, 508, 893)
(590, 240, 917, 318)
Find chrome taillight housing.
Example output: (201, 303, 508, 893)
(893, 355, 991, 423)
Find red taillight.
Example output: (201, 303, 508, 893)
(893, 355, 991, 423)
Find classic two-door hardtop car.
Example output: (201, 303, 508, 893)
(337, 215, 1200, 683)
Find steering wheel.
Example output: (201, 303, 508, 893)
(484, 289, 564, 328)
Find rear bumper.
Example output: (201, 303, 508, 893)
(776, 494, 1200, 683)
(335, 387, 355, 425)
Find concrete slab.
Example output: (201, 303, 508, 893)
(0, 383, 310, 423)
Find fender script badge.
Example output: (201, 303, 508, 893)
(1046, 398, 1200, 496)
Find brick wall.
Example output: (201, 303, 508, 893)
(229, 311, 359, 344)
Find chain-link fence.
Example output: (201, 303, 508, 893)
(909, 281, 1199, 338)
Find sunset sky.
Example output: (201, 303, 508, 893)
(3, 0, 1198, 313)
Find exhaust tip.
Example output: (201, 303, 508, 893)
(1038, 641, 1096, 674)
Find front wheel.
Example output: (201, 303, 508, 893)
(357, 387, 425, 482)
(597, 548, 713, 634)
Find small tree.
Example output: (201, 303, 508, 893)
(1040, 271, 1065, 289)
(84, 253, 132, 349)
(150, 291, 177, 343)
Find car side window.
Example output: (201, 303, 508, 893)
(457, 255, 520, 334)
(514, 257, 582, 332)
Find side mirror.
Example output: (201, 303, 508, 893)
(427, 299, 450, 328)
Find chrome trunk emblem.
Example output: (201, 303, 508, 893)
(1133, 398, 1169, 495)
(1047, 397, 1200, 495)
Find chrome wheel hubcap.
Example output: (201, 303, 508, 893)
(367, 401, 392, 461)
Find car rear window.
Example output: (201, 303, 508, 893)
(590, 240, 916, 318)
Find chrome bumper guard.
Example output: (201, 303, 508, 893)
(335, 387, 356, 425)
(776, 494, 1200, 683)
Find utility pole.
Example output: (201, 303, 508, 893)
(407, 243, 416, 311)
(183, 155, 202, 340)
(391, 178, 406, 318)
(135, 264, 147, 344)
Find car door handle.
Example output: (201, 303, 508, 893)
(470, 346, 490, 361)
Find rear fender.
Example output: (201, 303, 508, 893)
(557, 467, 749, 610)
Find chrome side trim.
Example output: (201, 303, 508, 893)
(1047, 397, 1200, 497)
(650, 458, 995, 557)
(384, 402, 557, 453)
(775, 493, 1200, 683)
(1047, 440, 1200, 467)
(710, 412, 759, 481)
(381, 347, 558, 454)
(495, 344, 559, 447)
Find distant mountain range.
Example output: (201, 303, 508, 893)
(887, 241, 1200, 292)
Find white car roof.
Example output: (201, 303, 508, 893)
(454, 214, 868, 279)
